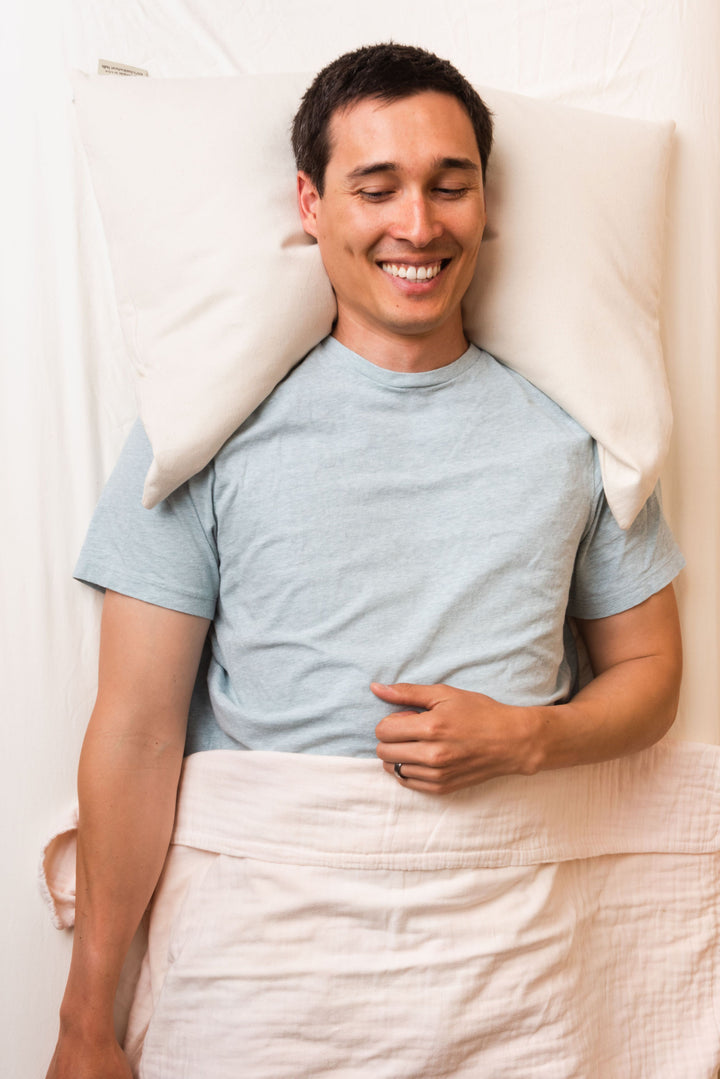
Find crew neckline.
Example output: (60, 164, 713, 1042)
(318, 336, 484, 389)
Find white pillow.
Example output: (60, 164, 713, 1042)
(71, 71, 673, 528)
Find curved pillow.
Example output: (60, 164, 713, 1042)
(71, 71, 673, 527)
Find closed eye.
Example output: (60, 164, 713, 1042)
(358, 189, 395, 202)
(434, 187, 469, 198)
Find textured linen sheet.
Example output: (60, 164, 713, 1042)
(42, 741, 720, 1077)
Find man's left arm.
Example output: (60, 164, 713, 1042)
(374, 583, 682, 793)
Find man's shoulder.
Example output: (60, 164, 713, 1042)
(470, 347, 595, 451)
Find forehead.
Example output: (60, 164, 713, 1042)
(325, 91, 480, 175)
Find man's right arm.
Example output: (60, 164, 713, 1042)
(46, 590, 210, 1079)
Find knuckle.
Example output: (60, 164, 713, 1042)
(427, 744, 452, 768)
(424, 716, 445, 740)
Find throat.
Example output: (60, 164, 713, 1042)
(331, 306, 469, 374)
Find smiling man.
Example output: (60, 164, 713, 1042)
(48, 44, 684, 1079)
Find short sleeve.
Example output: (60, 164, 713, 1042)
(568, 458, 685, 620)
(74, 420, 220, 618)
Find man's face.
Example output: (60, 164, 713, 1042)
(297, 91, 486, 360)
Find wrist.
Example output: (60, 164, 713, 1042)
(59, 966, 119, 1039)
(523, 703, 562, 775)
(57, 1001, 117, 1045)
(529, 699, 593, 773)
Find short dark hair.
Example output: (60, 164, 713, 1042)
(291, 43, 493, 196)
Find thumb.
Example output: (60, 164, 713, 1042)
(370, 682, 439, 709)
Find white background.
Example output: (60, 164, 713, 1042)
(1, 1, 718, 1075)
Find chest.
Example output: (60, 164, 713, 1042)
(212, 403, 593, 611)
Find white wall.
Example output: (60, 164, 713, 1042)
(2, 1, 718, 1075)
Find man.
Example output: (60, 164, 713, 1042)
(47, 44, 683, 1078)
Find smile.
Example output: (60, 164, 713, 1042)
(380, 261, 445, 282)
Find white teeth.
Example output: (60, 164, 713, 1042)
(381, 261, 443, 281)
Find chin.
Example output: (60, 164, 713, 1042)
(384, 312, 452, 337)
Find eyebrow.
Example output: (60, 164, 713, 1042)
(345, 157, 480, 182)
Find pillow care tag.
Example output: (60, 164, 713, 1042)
(98, 59, 149, 77)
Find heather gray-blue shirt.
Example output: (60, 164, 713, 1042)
(75, 339, 684, 756)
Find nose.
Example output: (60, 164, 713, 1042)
(390, 192, 443, 248)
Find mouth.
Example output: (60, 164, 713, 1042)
(379, 259, 449, 282)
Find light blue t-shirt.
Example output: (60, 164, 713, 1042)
(75, 339, 684, 757)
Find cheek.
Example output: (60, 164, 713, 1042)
(455, 223, 484, 275)
(450, 201, 485, 242)
(319, 223, 371, 264)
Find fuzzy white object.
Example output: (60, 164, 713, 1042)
(71, 72, 673, 527)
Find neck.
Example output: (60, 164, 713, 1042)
(332, 313, 469, 373)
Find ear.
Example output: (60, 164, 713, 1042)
(297, 171, 321, 239)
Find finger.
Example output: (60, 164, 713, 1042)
(382, 761, 472, 795)
(376, 740, 424, 765)
(376, 740, 460, 771)
(370, 682, 443, 709)
(382, 761, 449, 783)
(375, 713, 429, 743)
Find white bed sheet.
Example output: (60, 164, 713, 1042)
(2, 1, 718, 1076)
(41, 744, 720, 1077)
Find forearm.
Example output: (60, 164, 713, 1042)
(533, 649, 682, 773)
(58, 711, 185, 1039)
(46, 594, 209, 1079)
(532, 585, 684, 772)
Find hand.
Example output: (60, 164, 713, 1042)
(45, 1031, 133, 1079)
(372, 681, 542, 794)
